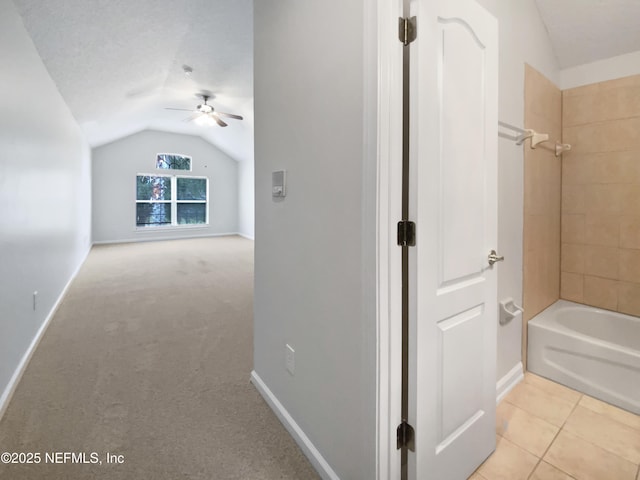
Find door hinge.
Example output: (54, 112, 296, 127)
(398, 16, 417, 46)
(397, 221, 416, 247)
(397, 421, 415, 451)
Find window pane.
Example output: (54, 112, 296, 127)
(177, 203, 206, 225)
(177, 178, 207, 200)
(156, 154, 191, 171)
(136, 175, 172, 200)
(136, 203, 172, 227)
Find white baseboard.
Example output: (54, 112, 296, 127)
(93, 232, 239, 245)
(0, 247, 91, 421)
(496, 362, 524, 404)
(250, 371, 339, 480)
(237, 232, 254, 240)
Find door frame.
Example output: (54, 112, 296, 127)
(373, 0, 405, 479)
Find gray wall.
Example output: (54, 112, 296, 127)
(92, 130, 239, 243)
(254, 1, 376, 478)
(475, 0, 560, 382)
(238, 160, 254, 239)
(0, 0, 92, 410)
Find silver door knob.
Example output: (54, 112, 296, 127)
(488, 250, 504, 266)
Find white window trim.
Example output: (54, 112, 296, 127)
(135, 174, 209, 229)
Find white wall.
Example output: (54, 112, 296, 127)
(0, 0, 92, 414)
(238, 160, 255, 239)
(253, 0, 376, 478)
(92, 130, 239, 243)
(474, 0, 560, 384)
(560, 49, 640, 90)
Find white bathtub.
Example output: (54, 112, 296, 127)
(528, 300, 640, 414)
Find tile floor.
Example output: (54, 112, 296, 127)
(469, 372, 640, 480)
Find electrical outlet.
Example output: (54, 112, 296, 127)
(285, 344, 295, 375)
(33, 291, 38, 311)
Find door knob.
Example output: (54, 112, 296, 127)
(488, 250, 504, 266)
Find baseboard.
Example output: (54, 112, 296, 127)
(250, 371, 339, 480)
(496, 362, 524, 404)
(92, 232, 239, 245)
(237, 232, 254, 240)
(0, 247, 91, 421)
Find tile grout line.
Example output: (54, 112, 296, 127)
(526, 393, 583, 480)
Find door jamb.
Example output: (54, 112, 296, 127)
(374, 0, 404, 478)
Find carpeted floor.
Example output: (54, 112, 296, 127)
(0, 236, 319, 479)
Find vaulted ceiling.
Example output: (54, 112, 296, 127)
(534, 0, 640, 68)
(13, 0, 253, 163)
(11, 1, 640, 163)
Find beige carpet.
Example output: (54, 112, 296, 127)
(0, 236, 319, 479)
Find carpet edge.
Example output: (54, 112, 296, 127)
(0, 248, 90, 422)
(250, 370, 340, 480)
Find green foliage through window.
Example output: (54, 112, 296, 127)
(156, 153, 192, 171)
(136, 174, 207, 228)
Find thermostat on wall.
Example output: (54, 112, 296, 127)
(272, 170, 286, 197)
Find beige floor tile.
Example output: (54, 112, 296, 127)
(496, 401, 559, 456)
(544, 430, 637, 480)
(467, 472, 487, 480)
(523, 373, 582, 405)
(504, 380, 576, 427)
(579, 395, 640, 431)
(564, 405, 640, 463)
(530, 461, 575, 480)
(477, 435, 539, 480)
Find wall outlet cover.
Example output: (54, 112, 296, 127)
(285, 344, 295, 375)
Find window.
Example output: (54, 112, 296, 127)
(136, 175, 208, 228)
(156, 153, 192, 171)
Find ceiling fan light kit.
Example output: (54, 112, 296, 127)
(165, 94, 243, 128)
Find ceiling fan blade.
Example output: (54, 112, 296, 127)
(184, 112, 204, 123)
(165, 107, 196, 112)
(216, 112, 243, 120)
(212, 113, 228, 127)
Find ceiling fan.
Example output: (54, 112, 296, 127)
(165, 95, 243, 127)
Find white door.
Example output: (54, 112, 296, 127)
(407, 0, 498, 479)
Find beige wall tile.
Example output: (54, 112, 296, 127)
(619, 249, 640, 283)
(560, 272, 584, 302)
(478, 435, 539, 480)
(562, 214, 585, 244)
(504, 381, 575, 427)
(544, 430, 637, 480)
(620, 185, 640, 216)
(583, 276, 618, 311)
(564, 118, 640, 154)
(579, 395, 640, 432)
(561, 185, 586, 214)
(496, 401, 559, 457)
(530, 461, 574, 480)
(561, 243, 585, 273)
(564, 405, 640, 464)
(620, 216, 640, 250)
(563, 83, 640, 126)
(584, 214, 620, 247)
(583, 245, 619, 279)
(584, 184, 626, 214)
(618, 282, 640, 317)
(525, 64, 562, 129)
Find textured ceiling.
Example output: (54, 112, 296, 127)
(13, 0, 639, 158)
(13, 0, 253, 162)
(535, 0, 640, 68)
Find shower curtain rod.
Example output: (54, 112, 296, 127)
(498, 120, 571, 156)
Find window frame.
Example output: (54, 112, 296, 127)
(135, 173, 209, 229)
(155, 152, 193, 172)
